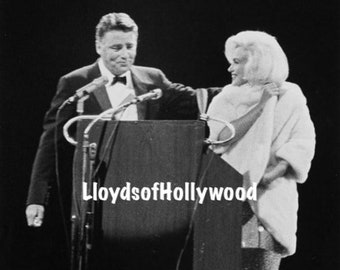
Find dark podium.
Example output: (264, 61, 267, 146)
(71, 120, 241, 270)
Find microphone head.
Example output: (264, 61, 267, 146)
(93, 75, 109, 86)
(151, 88, 162, 100)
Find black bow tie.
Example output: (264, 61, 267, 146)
(112, 76, 127, 85)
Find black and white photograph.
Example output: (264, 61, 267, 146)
(1, 1, 339, 269)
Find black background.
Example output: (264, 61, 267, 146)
(1, 0, 339, 269)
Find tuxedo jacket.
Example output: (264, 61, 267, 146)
(27, 62, 220, 206)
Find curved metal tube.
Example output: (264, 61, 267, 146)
(200, 113, 236, 145)
(63, 101, 131, 145)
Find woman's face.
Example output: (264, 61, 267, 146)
(228, 47, 248, 86)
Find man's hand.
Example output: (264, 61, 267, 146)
(26, 204, 45, 227)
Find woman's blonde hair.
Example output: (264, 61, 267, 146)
(225, 31, 289, 86)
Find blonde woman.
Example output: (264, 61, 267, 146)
(207, 31, 316, 270)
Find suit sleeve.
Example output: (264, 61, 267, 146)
(26, 77, 77, 206)
(157, 70, 222, 119)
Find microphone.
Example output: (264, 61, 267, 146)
(67, 76, 109, 103)
(132, 89, 162, 103)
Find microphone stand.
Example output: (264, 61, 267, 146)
(65, 99, 137, 270)
(70, 95, 89, 270)
(81, 101, 137, 270)
(80, 139, 97, 270)
(65, 92, 161, 270)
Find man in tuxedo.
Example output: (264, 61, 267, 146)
(25, 12, 206, 227)
(25, 12, 216, 269)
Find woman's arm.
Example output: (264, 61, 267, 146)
(218, 83, 280, 143)
(258, 159, 289, 188)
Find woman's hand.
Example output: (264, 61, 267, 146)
(258, 160, 289, 189)
(259, 83, 280, 105)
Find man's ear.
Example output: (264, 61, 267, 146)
(95, 40, 102, 55)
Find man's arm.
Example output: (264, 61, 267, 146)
(160, 81, 222, 120)
(26, 76, 77, 226)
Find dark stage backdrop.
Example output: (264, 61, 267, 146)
(1, 0, 339, 269)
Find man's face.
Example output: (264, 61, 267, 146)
(96, 30, 137, 76)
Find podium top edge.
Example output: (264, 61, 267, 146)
(77, 119, 205, 124)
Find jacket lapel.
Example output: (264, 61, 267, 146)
(92, 86, 112, 111)
(90, 62, 112, 111)
(91, 64, 151, 118)
(130, 66, 148, 120)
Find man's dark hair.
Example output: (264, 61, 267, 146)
(95, 12, 138, 41)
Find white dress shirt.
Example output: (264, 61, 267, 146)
(98, 59, 138, 120)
